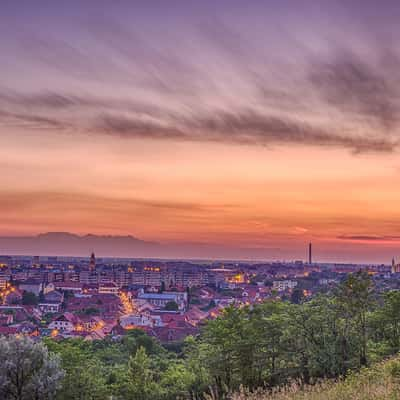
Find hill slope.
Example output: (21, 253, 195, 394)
(231, 357, 400, 400)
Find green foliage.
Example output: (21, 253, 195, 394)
(192, 301, 293, 395)
(45, 328, 195, 400)
(15, 271, 400, 400)
(369, 290, 400, 355)
(45, 338, 109, 400)
(186, 272, 385, 396)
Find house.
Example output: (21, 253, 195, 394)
(79, 315, 105, 331)
(272, 280, 298, 292)
(38, 301, 61, 314)
(120, 313, 163, 329)
(48, 313, 77, 332)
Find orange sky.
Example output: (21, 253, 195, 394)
(1, 129, 400, 262)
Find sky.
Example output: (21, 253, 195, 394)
(1, 0, 400, 263)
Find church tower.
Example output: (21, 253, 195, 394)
(89, 252, 96, 272)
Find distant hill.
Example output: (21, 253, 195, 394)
(0, 231, 284, 259)
(231, 357, 400, 400)
(0, 232, 158, 257)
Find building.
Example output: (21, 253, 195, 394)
(48, 313, 77, 332)
(0, 273, 9, 289)
(54, 282, 83, 293)
(98, 282, 119, 295)
(89, 252, 96, 272)
(137, 291, 188, 311)
(79, 270, 99, 285)
(392, 258, 400, 274)
(39, 301, 61, 313)
(19, 280, 43, 296)
(120, 313, 163, 329)
(272, 280, 298, 292)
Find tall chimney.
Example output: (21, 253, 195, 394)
(308, 243, 312, 264)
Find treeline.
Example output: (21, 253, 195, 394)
(2, 271, 400, 399)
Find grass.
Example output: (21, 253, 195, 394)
(229, 357, 400, 400)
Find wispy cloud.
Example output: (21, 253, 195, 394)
(3, 17, 400, 154)
(337, 234, 400, 242)
(0, 88, 398, 153)
(0, 191, 235, 215)
(309, 49, 400, 131)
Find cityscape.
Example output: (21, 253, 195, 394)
(0, 244, 399, 343)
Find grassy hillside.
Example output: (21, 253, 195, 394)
(230, 357, 400, 400)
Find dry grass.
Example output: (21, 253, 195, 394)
(229, 358, 400, 400)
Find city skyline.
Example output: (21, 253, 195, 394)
(2, 1, 400, 263)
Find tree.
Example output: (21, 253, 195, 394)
(123, 346, 160, 400)
(183, 336, 210, 398)
(198, 305, 254, 394)
(164, 301, 179, 311)
(289, 295, 354, 380)
(22, 291, 38, 305)
(335, 271, 375, 367)
(0, 336, 64, 400)
(45, 339, 108, 400)
(370, 290, 400, 355)
(159, 362, 195, 400)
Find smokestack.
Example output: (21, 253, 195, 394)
(308, 243, 312, 264)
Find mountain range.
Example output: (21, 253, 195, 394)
(0, 232, 283, 260)
(0, 232, 158, 258)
